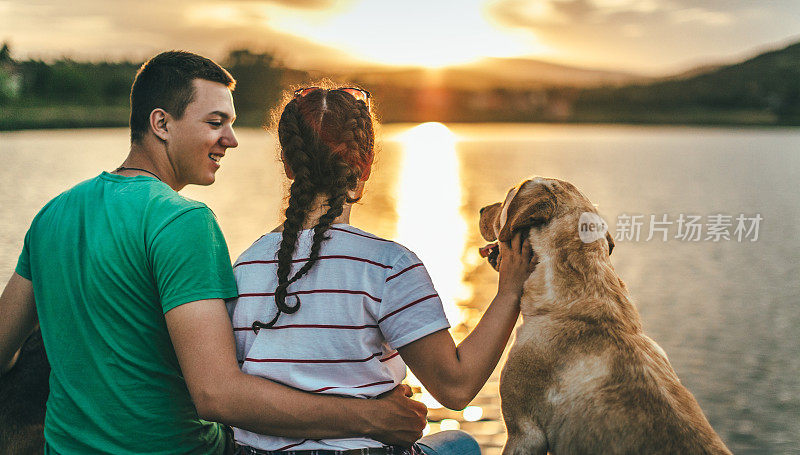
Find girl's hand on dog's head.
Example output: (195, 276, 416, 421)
(497, 232, 536, 299)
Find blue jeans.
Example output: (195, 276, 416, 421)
(416, 431, 481, 455)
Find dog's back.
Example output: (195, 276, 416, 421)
(501, 314, 731, 454)
(0, 330, 49, 455)
(547, 327, 730, 454)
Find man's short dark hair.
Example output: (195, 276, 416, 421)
(129, 51, 236, 143)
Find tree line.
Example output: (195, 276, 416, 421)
(0, 44, 285, 126)
(1, 40, 798, 128)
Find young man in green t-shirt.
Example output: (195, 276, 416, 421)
(0, 51, 426, 454)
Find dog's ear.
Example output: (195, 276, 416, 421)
(479, 203, 502, 241)
(498, 183, 556, 242)
(606, 231, 615, 255)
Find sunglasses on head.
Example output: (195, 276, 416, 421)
(293, 87, 371, 110)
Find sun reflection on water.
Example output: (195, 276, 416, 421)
(393, 123, 472, 326)
(394, 123, 483, 432)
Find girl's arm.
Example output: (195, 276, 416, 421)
(397, 233, 534, 410)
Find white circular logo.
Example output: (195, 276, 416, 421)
(578, 212, 608, 243)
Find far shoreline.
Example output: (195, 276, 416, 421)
(2, 107, 799, 133)
(3, 120, 798, 133)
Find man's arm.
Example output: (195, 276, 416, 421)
(165, 299, 427, 446)
(0, 273, 38, 375)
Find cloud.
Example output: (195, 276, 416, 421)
(670, 7, 733, 26)
(487, 0, 664, 26)
(0, 0, 364, 68)
(550, 0, 596, 21)
(490, 0, 733, 26)
(486, 0, 799, 74)
(229, 0, 342, 8)
(1, 0, 798, 74)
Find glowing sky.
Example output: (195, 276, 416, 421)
(1, 0, 799, 74)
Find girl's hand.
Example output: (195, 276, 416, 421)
(398, 231, 536, 410)
(497, 232, 535, 299)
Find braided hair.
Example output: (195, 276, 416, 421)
(252, 87, 375, 332)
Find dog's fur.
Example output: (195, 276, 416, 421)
(0, 330, 48, 455)
(480, 177, 731, 455)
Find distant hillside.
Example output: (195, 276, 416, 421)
(449, 57, 646, 88)
(295, 57, 645, 91)
(659, 63, 725, 81)
(574, 40, 800, 124)
(278, 42, 800, 125)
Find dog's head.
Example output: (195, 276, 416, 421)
(478, 177, 614, 270)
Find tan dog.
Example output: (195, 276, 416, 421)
(479, 177, 731, 455)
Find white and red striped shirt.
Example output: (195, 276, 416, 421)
(227, 224, 450, 451)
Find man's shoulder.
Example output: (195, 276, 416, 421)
(142, 189, 217, 243)
(146, 185, 209, 217)
(29, 175, 103, 223)
(38, 173, 206, 211)
(54, 173, 212, 231)
(49, 173, 101, 199)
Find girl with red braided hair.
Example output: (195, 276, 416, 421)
(227, 86, 533, 455)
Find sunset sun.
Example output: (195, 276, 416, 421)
(265, 0, 545, 68)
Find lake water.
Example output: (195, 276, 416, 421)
(1, 124, 798, 454)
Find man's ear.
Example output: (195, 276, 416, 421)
(150, 108, 169, 141)
(497, 183, 556, 242)
(606, 231, 615, 255)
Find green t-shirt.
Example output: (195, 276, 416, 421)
(15, 172, 238, 455)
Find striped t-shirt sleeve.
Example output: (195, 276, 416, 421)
(378, 251, 450, 349)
